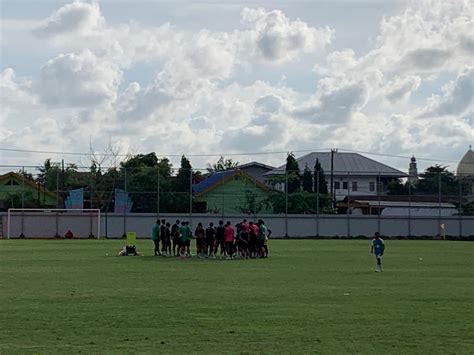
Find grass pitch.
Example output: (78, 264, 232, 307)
(0, 239, 473, 354)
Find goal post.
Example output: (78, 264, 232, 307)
(7, 209, 101, 239)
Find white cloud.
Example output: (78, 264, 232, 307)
(293, 80, 368, 124)
(421, 67, 474, 117)
(1, 0, 472, 170)
(33, 1, 104, 37)
(384, 75, 421, 103)
(34, 50, 122, 107)
(240, 7, 334, 63)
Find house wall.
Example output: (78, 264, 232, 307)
(269, 175, 392, 200)
(194, 175, 272, 214)
(332, 175, 382, 200)
(3, 212, 473, 238)
(0, 182, 57, 207)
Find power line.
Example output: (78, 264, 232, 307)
(0, 146, 470, 165)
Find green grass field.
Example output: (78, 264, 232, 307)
(1, 240, 473, 354)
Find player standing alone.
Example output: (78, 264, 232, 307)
(371, 232, 385, 272)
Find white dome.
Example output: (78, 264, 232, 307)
(457, 146, 474, 178)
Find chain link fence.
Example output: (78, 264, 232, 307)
(1, 164, 473, 238)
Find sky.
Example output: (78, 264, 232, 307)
(0, 0, 473, 174)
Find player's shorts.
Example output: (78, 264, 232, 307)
(206, 237, 215, 248)
(374, 252, 383, 258)
(196, 238, 205, 248)
(216, 237, 225, 248)
(182, 240, 190, 247)
(173, 237, 180, 245)
(256, 238, 265, 248)
(238, 239, 248, 249)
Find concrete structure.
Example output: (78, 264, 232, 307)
(265, 152, 407, 200)
(193, 170, 272, 214)
(337, 195, 459, 216)
(343, 200, 457, 216)
(3, 212, 473, 238)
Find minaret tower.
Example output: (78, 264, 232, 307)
(408, 156, 418, 186)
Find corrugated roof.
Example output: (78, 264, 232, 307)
(264, 152, 407, 177)
(192, 170, 236, 195)
(193, 169, 270, 196)
(354, 200, 456, 208)
(237, 162, 275, 170)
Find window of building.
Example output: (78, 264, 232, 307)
(369, 181, 375, 192)
(352, 181, 358, 191)
(334, 181, 340, 190)
(342, 181, 348, 190)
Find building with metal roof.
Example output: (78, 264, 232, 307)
(235, 162, 275, 183)
(264, 151, 407, 200)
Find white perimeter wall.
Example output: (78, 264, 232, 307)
(2, 213, 473, 238)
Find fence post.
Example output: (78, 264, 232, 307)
(157, 167, 160, 218)
(55, 168, 59, 238)
(316, 170, 319, 237)
(347, 172, 351, 238)
(377, 173, 381, 234)
(20, 167, 25, 238)
(189, 167, 193, 227)
(438, 173, 442, 238)
(90, 169, 94, 209)
(253, 172, 257, 221)
(221, 172, 225, 219)
(56, 167, 59, 209)
(408, 182, 412, 237)
(459, 178, 462, 238)
(285, 171, 288, 238)
(123, 168, 127, 238)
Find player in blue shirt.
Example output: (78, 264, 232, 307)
(371, 232, 385, 272)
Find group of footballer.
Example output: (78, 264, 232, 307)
(151, 218, 271, 259)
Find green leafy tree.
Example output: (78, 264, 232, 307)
(286, 153, 300, 194)
(36, 159, 80, 196)
(118, 153, 175, 213)
(207, 156, 239, 174)
(416, 165, 460, 195)
(264, 191, 333, 214)
(302, 164, 313, 192)
(313, 159, 328, 194)
(168, 155, 193, 213)
(386, 179, 409, 195)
